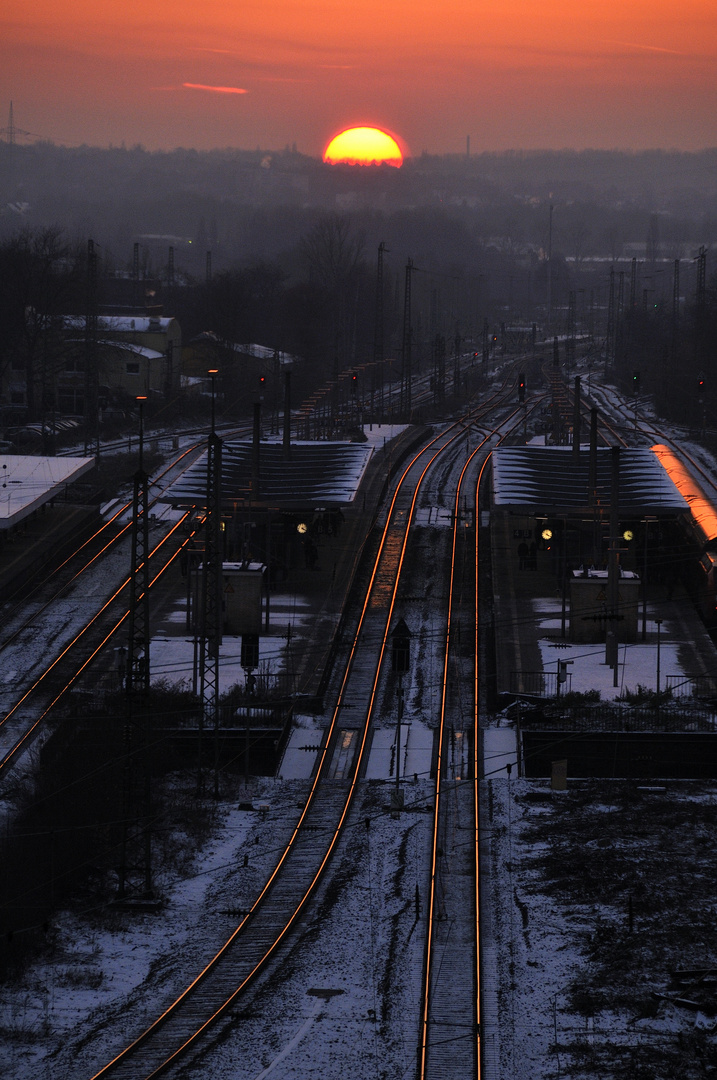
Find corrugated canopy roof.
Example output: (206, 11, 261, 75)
(0, 455, 95, 529)
(492, 446, 688, 516)
(163, 440, 373, 509)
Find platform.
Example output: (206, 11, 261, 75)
(489, 508, 717, 703)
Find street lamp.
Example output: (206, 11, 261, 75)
(136, 395, 147, 473)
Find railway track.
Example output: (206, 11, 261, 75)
(585, 376, 717, 502)
(80, 385, 527, 1079)
(0, 512, 197, 776)
(0, 432, 231, 775)
(417, 437, 485, 1080)
(417, 400, 543, 1080)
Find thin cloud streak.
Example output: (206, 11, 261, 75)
(182, 82, 248, 94)
(605, 39, 685, 55)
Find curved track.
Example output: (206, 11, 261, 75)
(84, 387, 524, 1079)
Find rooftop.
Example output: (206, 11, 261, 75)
(0, 455, 95, 529)
(163, 439, 374, 509)
(492, 445, 688, 516)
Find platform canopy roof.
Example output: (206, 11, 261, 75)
(0, 455, 95, 529)
(491, 446, 688, 517)
(163, 439, 373, 510)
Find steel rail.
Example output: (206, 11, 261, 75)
(0, 440, 207, 655)
(0, 512, 192, 775)
(417, 432, 490, 1080)
(474, 454, 492, 1079)
(416, 399, 535, 1080)
(86, 402, 509, 1080)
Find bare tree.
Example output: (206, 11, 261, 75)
(300, 214, 367, 367)
(300, 214, 366, 291)
(0, 228, 83, 422)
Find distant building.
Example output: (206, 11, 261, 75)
(182, 333, 300, 411)
(1, 314, 182, 421)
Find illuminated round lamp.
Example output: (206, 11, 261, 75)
(297, 522, 308, 534)
(541, 528, 553, 541)
(623, 529, 634, 541)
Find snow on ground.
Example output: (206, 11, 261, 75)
(534, 598, 684, 699)
(487, 776, 717, 1079)
(278, 714, 323, 779)
(1, 775, 436, 1080)
(5, 393, 717, 1079)
(156, 781, 435, 1080)
(2, 777, 309, 1079)
(149, 591, 314, 692)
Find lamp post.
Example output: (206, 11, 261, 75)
(208, 368, 218, 435)
(136, 394, 147, 473)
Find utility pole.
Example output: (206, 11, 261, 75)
(481, 319, 489, 364)
(401, 259, 413, 417)
(615, 270, 625, 367)
(606, 447, 621, 683)
(605, 269, 616, 378)
(433, 334, 445, 404)
(132, 242, 140, 308)
(695, 246, 707, 365)
(0, 101, 33, 145)
(119, 396, 153, 901)
(373, 242, 387, 423)
(84, 239, 98, 456)
(127, 396, 151, 697)
(566, 291, 576, 369)
(671, 258, 680, 365)
(198, 372, 223, 798)
(572, 376, 581, 462)
(546, 201, 553, 332)
(453, 331, 461, 394)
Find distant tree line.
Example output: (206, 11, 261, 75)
(2, 209, 717, 438)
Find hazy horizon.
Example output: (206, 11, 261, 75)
(5, 130, 717, 158)
(3, 0, 716, 157)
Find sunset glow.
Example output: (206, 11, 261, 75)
(1, 0, 716, 151)
(323, 127, 404, 167)
(183, 83, 248, 95)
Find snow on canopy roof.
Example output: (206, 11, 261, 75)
(0, 455, 95, 529)
(228, 342, 299, 365)
(190, 334, 301, 366)
(162, 440, 372, 509)
(63, 316, 175, 333)
(491, 446, 688, 516)
(95, 339, 164, 360)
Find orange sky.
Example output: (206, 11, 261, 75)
(2, 0, 716, 153)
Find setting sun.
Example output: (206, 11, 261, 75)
(323, 127, 404, 167)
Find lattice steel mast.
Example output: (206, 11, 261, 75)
(198, 371, 223, 797)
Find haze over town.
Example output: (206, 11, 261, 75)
(2, 2, 717, 1079)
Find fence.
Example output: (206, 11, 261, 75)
(665, 674, 717, 699)
(509, 670, 567, 697)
